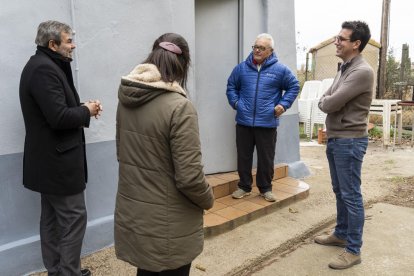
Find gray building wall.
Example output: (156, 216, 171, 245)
(0, 1, 306, 275)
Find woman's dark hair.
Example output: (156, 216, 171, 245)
(144, 33, 191, 89)
(342, 21, 371, 53)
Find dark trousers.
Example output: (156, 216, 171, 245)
(236, 124, 277, 193)
(137, 263, 191, 276)
(40, 192, 87, 276)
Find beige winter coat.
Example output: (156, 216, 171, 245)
(114, 64, 214, 271)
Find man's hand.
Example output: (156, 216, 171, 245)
(274, 104, 285, 117)
(83, 100, 103, 119)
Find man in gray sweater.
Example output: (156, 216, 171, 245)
(315, 21, 374, 270)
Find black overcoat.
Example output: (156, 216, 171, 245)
(19, 48, 90, 195)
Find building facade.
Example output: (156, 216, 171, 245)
(0, 1, 305, 274)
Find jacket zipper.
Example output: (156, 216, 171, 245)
(252, 68, 262, 126)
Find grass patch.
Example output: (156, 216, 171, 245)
(368, 126, 382, 138)
(389, 176, 405, 183)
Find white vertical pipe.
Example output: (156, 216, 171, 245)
(238, 0, 244, 63)
(70, 0, 81, 94)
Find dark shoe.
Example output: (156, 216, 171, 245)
(314, 233, 347, 247)
(81, 268, 91, 276)
(329, 249, 361, 269)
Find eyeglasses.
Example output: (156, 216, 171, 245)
(334, 36, 351, 42)
(252, 45, 271, 52)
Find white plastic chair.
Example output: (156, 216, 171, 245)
(310, 78, 334, 140)
(298, 80, 322, 137)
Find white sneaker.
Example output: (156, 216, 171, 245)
(232, 188, 250, 199)
(260, 191, 276, 202)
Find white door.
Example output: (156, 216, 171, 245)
(195, 0, 239, 173)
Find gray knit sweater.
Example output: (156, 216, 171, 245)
(318, 54, 374, 138)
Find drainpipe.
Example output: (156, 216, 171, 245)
(262, 0, 268, 33)
(238, 0, 244, 63)
(70, 0, 81, 94)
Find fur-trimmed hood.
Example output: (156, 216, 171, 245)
(118, 63, 186, 107)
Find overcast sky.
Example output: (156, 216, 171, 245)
(294, 0, 413, 68)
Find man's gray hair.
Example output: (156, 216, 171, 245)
(35, 20, 72, 47)
(256, 33, 274, 49)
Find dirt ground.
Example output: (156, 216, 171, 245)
(31, 140, 414, 276)
(383, 175, 414, 208)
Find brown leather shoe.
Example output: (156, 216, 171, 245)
(329, 249, 361, 269)
(314, 233, 347, 247)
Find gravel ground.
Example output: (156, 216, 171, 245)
(31, 141, 414, 276)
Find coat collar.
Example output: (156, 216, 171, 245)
(246, 52, 278, 70)
(121, 63, 186, 96)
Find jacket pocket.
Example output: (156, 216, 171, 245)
(56, 139, 81, 153)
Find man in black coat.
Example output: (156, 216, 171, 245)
(19, 20, 102, 276)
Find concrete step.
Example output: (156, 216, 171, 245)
(203, 164, 310, 237)
(206, 163, 289, 199)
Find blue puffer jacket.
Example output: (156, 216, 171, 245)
(226, 52, 299, 128)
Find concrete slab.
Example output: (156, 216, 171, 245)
(29, 144, 414, 276)
(252, 203, 414, 275)
(299, 140, 324, 147)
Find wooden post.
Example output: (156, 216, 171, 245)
(377, 0, 391, 99)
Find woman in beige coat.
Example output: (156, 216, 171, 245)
(115, 33, 214, 276)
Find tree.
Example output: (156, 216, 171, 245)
(385, 45, 414, 99)
(385, 47, 400, 96)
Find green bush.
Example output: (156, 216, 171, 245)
(368, 126, 382, 138)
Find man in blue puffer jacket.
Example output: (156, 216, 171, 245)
(226, 33, 299, 202)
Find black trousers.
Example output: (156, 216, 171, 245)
(40, 192, 87, 276)
(137, 263, 191, 276)
(236, 124, 277, 193)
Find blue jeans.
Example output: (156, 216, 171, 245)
(326, 137, 368, 255)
